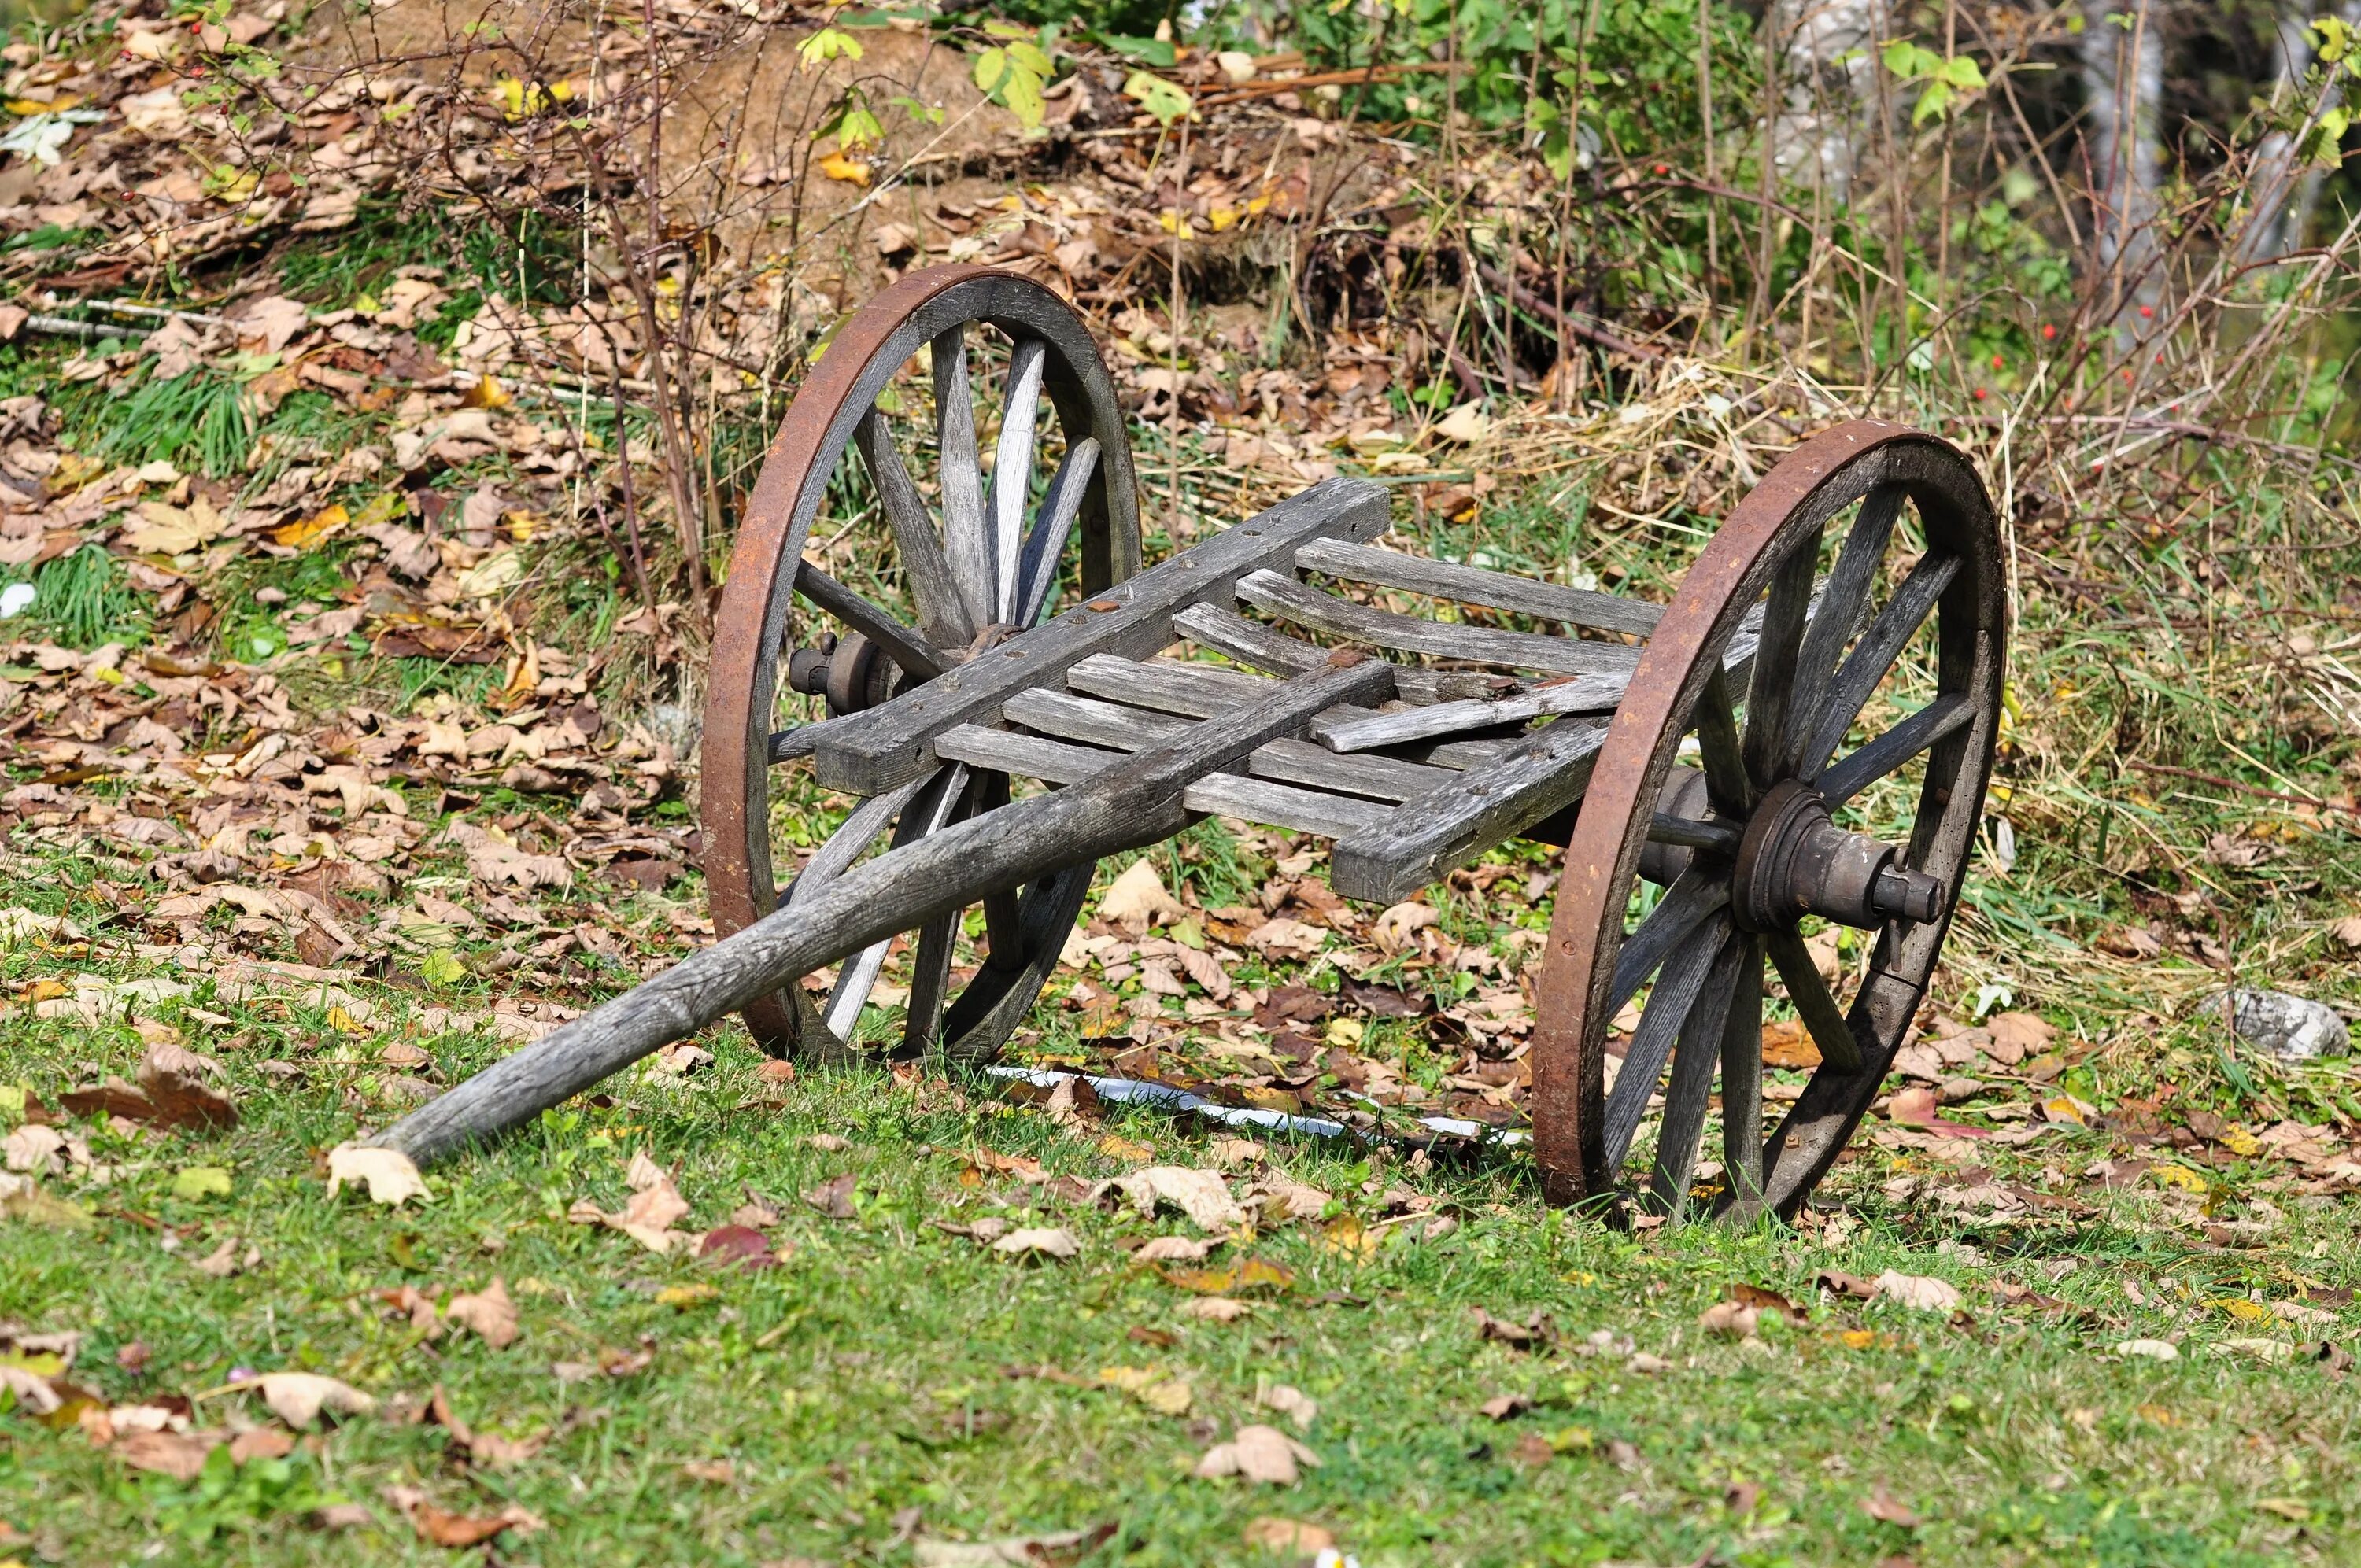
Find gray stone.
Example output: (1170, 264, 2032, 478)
(2224, 989, 2352, 1062)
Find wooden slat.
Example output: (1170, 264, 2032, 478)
(1183, 774, 1391, 838)
(1005, 688, 1452, 803)
(933, 724, 1121, 784)
(854, 408, 970, 648)
(1296, 537, 1663, 637)
(1011, 437, 1099, 628)
(1330, 715, 1611, 904)
(1816, 692, 1971, 806)
(1798, 554, 1963, 782)
(1236, 569, 1642, 678)
(986, 338, 1047, 622)
(1314, 673, 1624, 753)
(812, 478, 1389, 795)
(1169, 601, 1505, 704)
(794, 562, 948, 680)
(932, 724, 1393, 839)
(1063, 652, 1269, 718)
(932, 323, 996, 632)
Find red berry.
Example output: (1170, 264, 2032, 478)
(2042, 323, 2056, 340)
(1990, 354, 2003, 370)
(1974, 388, 1988, 400)
(2138, 304, 2153, 318)
(1653, 163, 1668, 175)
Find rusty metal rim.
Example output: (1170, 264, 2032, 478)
(701, 266, 1140, 1050)
(1530, 420, 2005, 1214)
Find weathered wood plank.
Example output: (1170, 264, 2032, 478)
(932, 323, 996, 631)
(1012, 437, 1099, 628)
(1816, 692, 1970, 806)
(854, 408, 970, 648)
(794, 561, 948, 681)
(812, 478, 1389, 795)
(1183, 773, 1391, 838)
(1169, 600, 1512, 703)
(1003, 686, 1192, 749)
(986, 338, 1047, 622)
(1330, 714, 1611, 903)
(1062, 652, 1269, 718)
(377, 657, 1397, 1166)
(1236, 569, 1643, 678)
(1296, 537, 1663, 637)
(1314, 673, 1625, 752)
(932, 724, 1121, 784)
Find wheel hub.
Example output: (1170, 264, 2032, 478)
(1728, 777, 1944, 932)
(786, 632, 898, 716)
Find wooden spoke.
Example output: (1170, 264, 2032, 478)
(1798, 552, 1961, 780)
(785, 774, 928, 895)
(1014, 436, 1100, 628)
(794, 562, 948, 680)
(931, 323, 995, 630)
(988, 338, 1048, 623)
(1781, 486, 1903, 776)
(1603, 913, 1732, 1167)
(1817, 693, 1971, 806)
(1606, 868, 1732, 1017)
(1716, 934, 1768, 1208)
(1739, 524, 1821, 789)
(1763, 927, 1863, 1074)
(853, 408, 971, 649)
(1646, 928, 1754, 1215)
(823, 764, 968, 1042)
(901, 913, 957, 1052)
(1693, 665, 1752, 813)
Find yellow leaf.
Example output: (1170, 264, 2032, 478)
(818, 152, 870, 185)
(2151, 1164, 2208, 1193)
(1096, 1365, 1192, 1415)
(1838, 1328, 1878, 1348)
(273, 502, 350, 552)
(326, 1005, 368, 1034)
(2039, 1094, 2091, 1125)
(1157, 208, 1193, 238)
(656, 1283, 718, 1309)
(2213, 1297, 2273, 1325)
(1097, 1134, 1155, 1163)
(1207, 206, 1239, 232)
(463, 374, 509, 410)
(2220, 1126, 2261, 1157)
(1317, 1214, 1380, 1260)
(1324, 1017, 1365, 1049)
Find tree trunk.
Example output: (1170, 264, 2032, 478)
(2080, 0, 2164, 315)
(2237, 2, 2320, 264)
(1764, 0, 1890, 203)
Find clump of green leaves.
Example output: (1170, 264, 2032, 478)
(973, 22, 1057, 130)
(1882, 39, 1987, 125)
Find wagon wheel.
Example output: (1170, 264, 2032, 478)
(1531, 422, 2004, 1221)
(704, 266, 1141, 1059)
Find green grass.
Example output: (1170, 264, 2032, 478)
(1, 825, 2357, 1564)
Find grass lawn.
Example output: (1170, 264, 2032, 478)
(4, 931, 2357, 1567)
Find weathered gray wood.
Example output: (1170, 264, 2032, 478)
(932, 323, 996, 631)
(1062, 652, 1269, 717)
(1764, 926, 1864, 1073)
(813, 478, 1390, 795)
(1798, 553, 1963, 781)
(1740, 525, 1822, 791)
(1236, 569, 1643, 678)
(1717, 932, 1767, 1205)
(1014, 437, 1099, 628)
(1646, 927, 1751, 1214)
(1605, 867, 1732, 1017)
(1296, 537, 1664, 637)
(1603, 914, 1730, 1167)
(1182, 773, 1390, 838)
(794, 561, 948, 681)
(1816, 692, 1970, 806)
(987, 338, 1047, 622)
(1244, 737, 1456, 802)
(1010, 685, 1501, 787)
(853, 408, 970, 648)
(376, 656, 1395, 1166)
(1330, 715, 1611, 904)
(933, 724, 1121, 784)
(823, 763, 966, 1041)
(1314, 673, 1625, 752)
(1169, 601, 1508, 705)
(1780, 485, 1901, 775)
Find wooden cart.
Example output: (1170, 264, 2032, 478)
(376, 266, 2005, 1219)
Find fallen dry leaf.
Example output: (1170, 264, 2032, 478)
(115, 1429, 220, 1481)
(1132, 1234, 1217, 1263)
(1099, 1166, 1246, 1231)
(1872, 1271, 1963, 1312)
(992, 1227, 1080, 1260)
(1096, 1364, 1192, 1415)
(1180, 1296, 1251, 1323)
(1256, 1383, 1317, 1432)
(804, 1171, 859, 1219)
(1480, 1393, 1532, 1420)
(1100, 858, 1185, 932)
(384, 1484, 546, 1548)
(913, 1524, 1118, 1567)
(1861, 1484, 1922, 1527)
(255, 1371, 375, 1429)
(445, 1278, 519, 1349)
(1241, 1517, 1334, 1555)
(1699, 1300, 1760, 1339)
(325, 1144, 427, 1207)
(1195, 1423, 1320, 1485)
